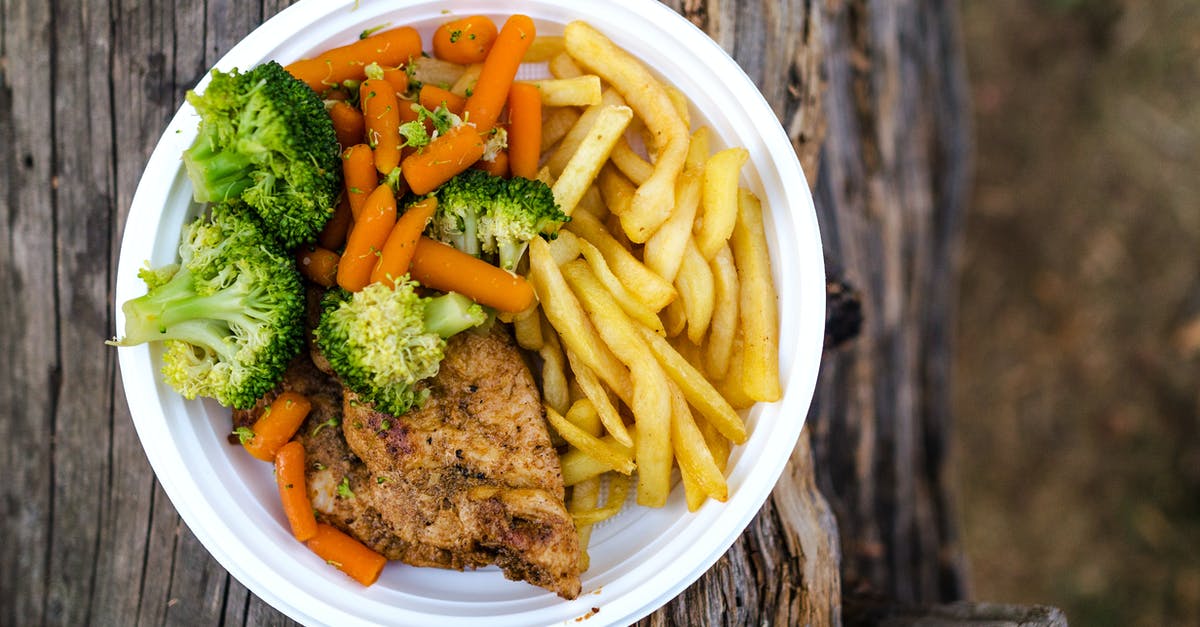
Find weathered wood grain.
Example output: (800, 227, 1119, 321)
(0, 0, 979, 624)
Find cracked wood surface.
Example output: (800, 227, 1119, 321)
(1, 0, 971, 625)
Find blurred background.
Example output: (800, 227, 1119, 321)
(954, 0, 1200, 624)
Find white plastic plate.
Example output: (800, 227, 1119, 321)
(113, 1, 825, 625)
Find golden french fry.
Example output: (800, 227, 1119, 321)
(696, 148, 749, 259)
(636, 323, 747, 443)
(565, 347, 632, 447)
(541, 107, 581, 154)
(597, 164, 636, 216)
(539, 329, 570, 416)
(529, 238, 633, 401)
(547, 228, 582, 265)
(521, 76, 602, 107)
(609, 136, 655, 186)
(643, 168, 701, 284)
(567, 211, 675, 311)
(546, 405, 635, 475)
(561, 261, 673, 507)
(549, 51, 585, 79)
(513, 304, 544, 351)
(664, 85, 691, 129)
(577, 239, 666, 336)
(730, 188, 781, 402)
(523, 35, 566, 63)
(697, 414, 731, 472)
(552, 105, 634, 214)
(680, 459, 706, 512)
(670, 381, 728, 505)
(672, 334, 706, 372)
(677, 238, 715, 344)
(409, 56, 467, 89)
(705, 244, 739, 378)
(661, 299, 686, 337)
(685, 126, 712, 171)
(570, 473, 631, 525)
(569, 476, 600, 572)
(536, 165, 554, 186)
(449, 62, 483, 96)
(715, 331, 757, 410)
(547, 90, 627, 177)
(560, 426, 636, 486)
(576, 186, 608, 220)
(565, 398, 603, 437)
(565, 21, 689, 242)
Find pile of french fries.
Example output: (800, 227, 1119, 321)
(440, 21, 782, 569)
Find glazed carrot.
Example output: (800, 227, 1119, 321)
(401, 124, 486, 195)
(360, 79, 402, 175)
(338, 185, 397, 292)
(462, 14, 536, 132)
(328, 101, 365, 149)
(371, 197, 438, 287)
(305, 523, 387, 586)
(318, 194, 353, 250)
(474, 150, 509, 178)
(296, 245, 340, 288)
(506, 82, 542, 179)
(274, 441, 318, 542)
(381, 66, 409, 96)
(285, 27, 422, 93)
(433, 15, 499, 65)
(342, 144, 378, 219)
(240, 392, 312, 462)
(418, 84, 467, 116)
(410, 237, 536, 313)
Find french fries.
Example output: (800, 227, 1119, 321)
(521, 76, 602, 107)
(609, 136, 655, 185)
(643, 169, 702, 284)
(696, 148, 749, 259)
(567, 211, 675, 311)
(564, 21, 689, 243)
(551, 104, 634, 214)
(729, 189, 782, 402)
(675, 238, 715, 344)
(523, 36, 566, 63)
(565, 347, 632, 447)
(706, 244, 740, 379)
(546, 405, 635, 475)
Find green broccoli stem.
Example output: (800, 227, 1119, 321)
(422, 292, 487, 339)
(498, 240, 530, 272)
(182, 132, 256, 203)
(117, 268, 245, 360)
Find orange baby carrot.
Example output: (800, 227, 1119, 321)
(338, 185, 397, 292)
(474, 149, 509, 178)
(318, 194, 353, 251)
(506, 82, 541, 179)
(418, 84, 467, 116)
(360, 79, 402, 175)
(433, 15, 499, 65)
(409, 237, 536, 313)
(462, 14, 535, 132)
(240, 392, 312, 462)
(342, 144, 378, 219)
(328, 101, 365, 149)
(296, 245, 340, 288)
(371, 197, 438, 287)
(305, 523, 387, 586)
(401, 124, 486, 195)
(381, 66, 409, 96)
(285, 27, 422, 93)
(274, 441, 318, 542)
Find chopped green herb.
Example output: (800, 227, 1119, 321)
(336, 477, 355, 499)
(311, 416, 340, 436)
(234, 426, 255, 444)
(449, 30, 463, 43)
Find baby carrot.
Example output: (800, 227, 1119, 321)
(433, 15, 499, 65)
(338, 185, 397, 292)
(506, 82, 541, 179)
(318, 194, 353, 251)
(474, 150, 509, 178)
(328, 101, 365, 149)
(381, 66, 409, 96)
(240, 392, 312, 462)
(371, 197, 438, 287)
(418, 84, 467, 116)
(305, 523, 387, 586)
(285, 27, 422, 93)
(360, 79, 402, 175)
(274, 441, 318, 542)
(296, 245, 340, 288)
(401, 124, 486, 195)
(342, 144, 378, 219)
(409, 236, 536, 313)
(462, 14, 536, 132)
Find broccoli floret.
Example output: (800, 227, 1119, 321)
(427, 170, 570, 271)
(396, 103, 462, 152)
(109, 205, 305, 409)
(315, 281, 487, 416)
(182, 61, 341, 249)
